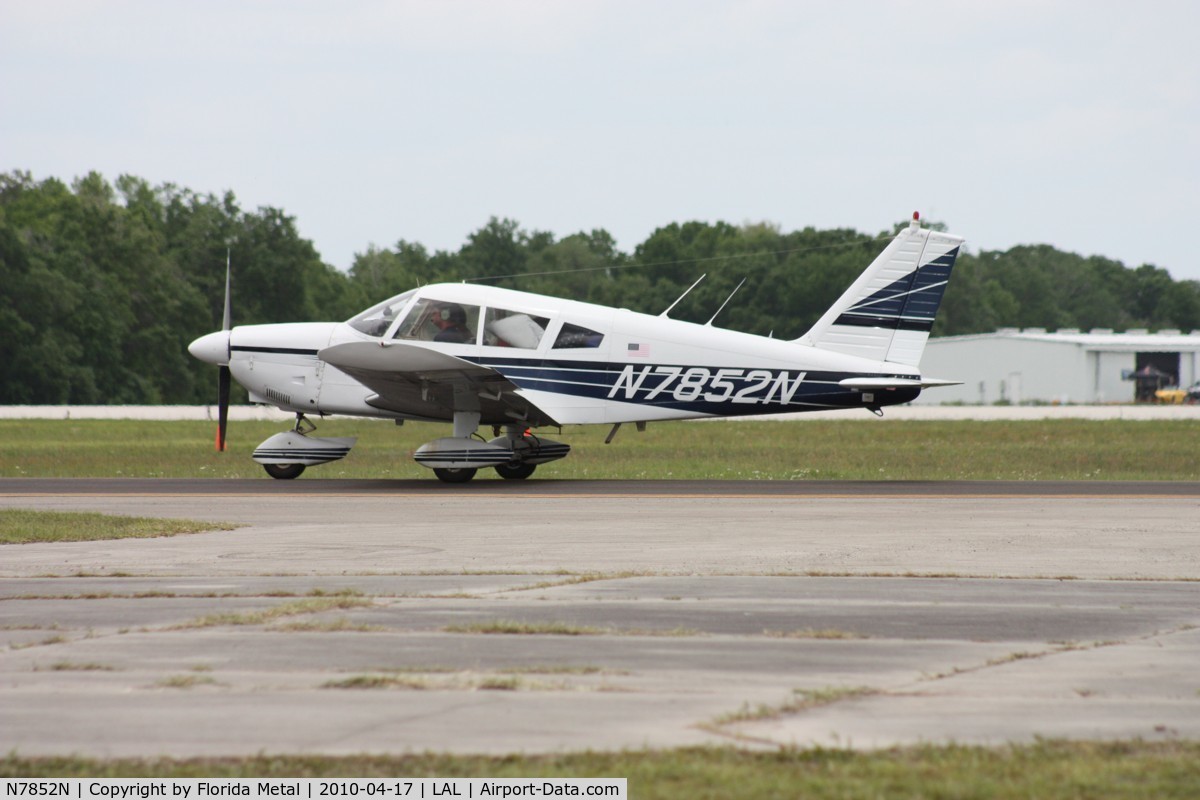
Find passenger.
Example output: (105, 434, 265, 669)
(432, 304, 472, 343)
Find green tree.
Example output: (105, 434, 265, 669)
(4, 168, 1197, 406)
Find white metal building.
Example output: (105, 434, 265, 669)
(914, 329, 1200, 405)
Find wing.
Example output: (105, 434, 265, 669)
(319, 341, 560, 426)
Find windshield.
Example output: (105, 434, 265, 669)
(392, 297, 480, 344)
(347, 290, 417, 337)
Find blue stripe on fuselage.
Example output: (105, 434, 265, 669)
(470, 356, 919, 414)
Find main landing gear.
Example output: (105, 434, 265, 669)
(415, 414, 568, 484)
(495, 461, 537, 481)
(432, 458, 536, 484)
(432, 467, 479, 484)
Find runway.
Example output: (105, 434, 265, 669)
(6, 477, 1200, 497)
(1, 478, 1199, 756)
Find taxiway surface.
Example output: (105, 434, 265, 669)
(1, 479, 1198, 756)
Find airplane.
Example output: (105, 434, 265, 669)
(188, 213, 963, 483)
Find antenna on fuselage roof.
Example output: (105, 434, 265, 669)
(705, 277, 747, 327)
(659, 273, 706, 318)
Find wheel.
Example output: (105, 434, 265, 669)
(263, 463, 305, 480)
(433, 467, 477, 484)
(495, 462, 537, 480)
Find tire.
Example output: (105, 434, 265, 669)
(263, 463, 306, 480)
(433, 467, 477, 484)
(495, 462, 537, 480)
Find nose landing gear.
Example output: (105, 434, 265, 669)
(263, 462, 307, 480)
(252, 414, 357, 480)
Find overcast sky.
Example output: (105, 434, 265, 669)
(3, 1, 1198, 280)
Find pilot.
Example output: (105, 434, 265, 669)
(432, 304, 472, 343)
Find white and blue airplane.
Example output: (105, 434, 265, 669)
(188, 214, 963, 482)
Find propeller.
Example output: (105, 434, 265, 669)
(216, 250, 232, 452)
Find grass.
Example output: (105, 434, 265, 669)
(2, 417, 1200, 480)
(763, 628, 867, 640)
(322, 665, 625, 692)
(442, 621, 612, 636)
(3, 742, 1199, 797)
(499, 665, 608, 675)
(322, 674, 437, 690)
(788, 686, 878, 711)
(322, 673, 528, 691)
(154, 674, 219, 689)
(0, 509, 238, 544)
(175, 596, 374, 628)
(42, 661, 116, 671)
(442, 620, 701, 637)
(711, 686, 878, 727)
(270, 618, 387, 632)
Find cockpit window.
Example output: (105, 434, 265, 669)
(347, 290, 416, 337)
(553, 322, 604, 349)
(392, 298, 480, 344)
(483, 307, 550, 349)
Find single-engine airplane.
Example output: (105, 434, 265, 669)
(189, 213, 962, 482)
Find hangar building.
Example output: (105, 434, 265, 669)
(913, 329, 1200, 405)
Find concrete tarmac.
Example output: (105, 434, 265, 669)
(1, 479, 1199, 756)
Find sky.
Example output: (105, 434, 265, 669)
(2, 1, 1198, 279)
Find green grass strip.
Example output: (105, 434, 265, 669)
(4, 418, 1200, 480)
(0, 509, 238, 544)
(3, 742, 1199, 797)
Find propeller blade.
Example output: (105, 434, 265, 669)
(217, 365, 231, 452)
(222, 249, 232, 331)
(217, 250, 232, 452)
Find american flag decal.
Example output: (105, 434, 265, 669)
(627, 343, 650, 358)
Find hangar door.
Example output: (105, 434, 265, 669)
(1133, 352, 1180, 401)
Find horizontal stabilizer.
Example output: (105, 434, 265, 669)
(839, 377, 963, 391)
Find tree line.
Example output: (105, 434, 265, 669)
(3, 170, 1198, 404)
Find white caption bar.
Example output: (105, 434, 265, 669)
(2, 780, 626, 800)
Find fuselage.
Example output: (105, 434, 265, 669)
(197, 283, 923, 426)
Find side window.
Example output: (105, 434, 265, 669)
(483, 308, 550, 349)
(553, 322, 604, 349)
(393, 298, 480, 344)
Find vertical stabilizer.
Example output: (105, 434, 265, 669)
(795, 215, 963, 367)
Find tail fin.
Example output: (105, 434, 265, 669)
(795, 214, 963, 367)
